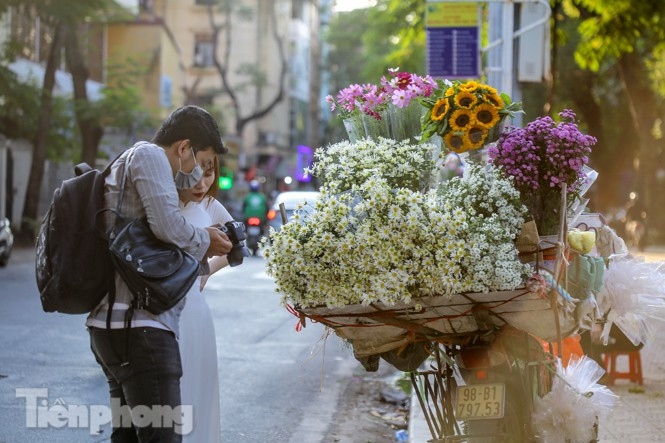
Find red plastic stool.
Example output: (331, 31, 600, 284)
(602, 350, 643, 385)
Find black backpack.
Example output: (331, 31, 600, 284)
(36, 161, 115, 314)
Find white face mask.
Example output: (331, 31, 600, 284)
(174, 148, 204, 190)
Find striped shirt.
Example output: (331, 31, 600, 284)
(86, 142, 211, 336)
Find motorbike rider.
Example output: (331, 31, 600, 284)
(242, 180, 268, 254)
(243, 180, 268, 223)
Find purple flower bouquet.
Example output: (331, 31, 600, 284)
(488, 109, 597, 236)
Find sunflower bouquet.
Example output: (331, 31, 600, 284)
(420, 79, 524, 153)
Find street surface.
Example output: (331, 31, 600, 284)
(0, 248, 358, 442)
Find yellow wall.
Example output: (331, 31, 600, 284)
(106, 23, 164, 116)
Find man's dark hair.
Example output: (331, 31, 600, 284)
(152, 105, 227, 154)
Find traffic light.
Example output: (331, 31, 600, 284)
(219, 166, 233, 190)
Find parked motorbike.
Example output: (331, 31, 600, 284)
(411, 326, 601, 443)
(0, 217, 14, 267)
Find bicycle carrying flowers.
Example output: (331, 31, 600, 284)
(269, 70, 611, 371)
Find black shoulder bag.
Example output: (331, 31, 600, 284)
(98, 153, 201, 315)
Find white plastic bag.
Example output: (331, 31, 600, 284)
(532, 356, 618, 443)
(597, 254, 665, 346)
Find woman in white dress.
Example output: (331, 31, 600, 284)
(178, 157, 232, 443)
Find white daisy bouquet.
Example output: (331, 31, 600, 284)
(264, 137, 531, 309)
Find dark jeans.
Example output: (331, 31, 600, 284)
(89, 327, 183, 443)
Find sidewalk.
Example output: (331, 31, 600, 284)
(409, 248, 665, 443)
(601, 316, 665, 442)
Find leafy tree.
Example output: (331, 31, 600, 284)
(324, 0, 425, 140)
(563, 0, 665, 239)
(363, 0, 426, 76)
(2, 1, 154, 234)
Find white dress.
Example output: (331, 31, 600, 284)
(178, 198, 232, 443)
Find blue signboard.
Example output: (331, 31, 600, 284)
(427, 27, 479, 78)
(426, 2, 480, 79)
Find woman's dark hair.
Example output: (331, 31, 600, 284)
(205, 156, 221, 201)
(152, 105, 227, 154)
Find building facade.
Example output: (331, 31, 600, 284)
(1, 0, 330, 222)
(111, 0, 329, 197)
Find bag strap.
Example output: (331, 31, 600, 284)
(99, 149, 134, 365)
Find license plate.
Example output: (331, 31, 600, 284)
(456, 383, 505, 420)
(247, 227, 261, 236)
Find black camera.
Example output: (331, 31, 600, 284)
(219, 220, 251, 267)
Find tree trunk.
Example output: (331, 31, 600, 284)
(616, 52, 658, 222)
(21, 22, 63, 237)
(64, 25, 103, 167)
(208, 2, 287, 138)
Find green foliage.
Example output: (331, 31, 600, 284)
(0, 65, 40, 139)
(48, 98, 80, 162)
(363, 0, 426, 77)
(646, 43, 665, 100)
(569, 0, 665, 71)
(395, 372, 412, 395)
(0, 2, 155, 162)
(326, 0, 427, 88)
(326, 8, 373, 88)
(97, 56, 156, 133)
(0, 53, 76, 161)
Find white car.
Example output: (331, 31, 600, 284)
(267, 191, 320, 233)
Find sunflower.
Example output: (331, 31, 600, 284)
(483, 84, 499, 96)
(431, 98, 450, 121)
(474, 103, 501, 129)
(444, 132, 469, 153)
(459, 80, 480, 93)
(449, 108, 474, 130)
(484, 90, 504, 109)
(467, 126, 487, 149)
(454, 90, 477, 109)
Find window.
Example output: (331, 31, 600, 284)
(194, 34, 214, 68)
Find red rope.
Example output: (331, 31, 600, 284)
(285, 304, 304, 332)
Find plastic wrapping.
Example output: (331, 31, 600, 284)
(532, 356, 619, 443)
(596, 254, 665, 346)
(567, 166, 598, 227)
(595, 225, 629, 258)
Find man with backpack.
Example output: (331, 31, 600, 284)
(86, 106, 232, 442)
